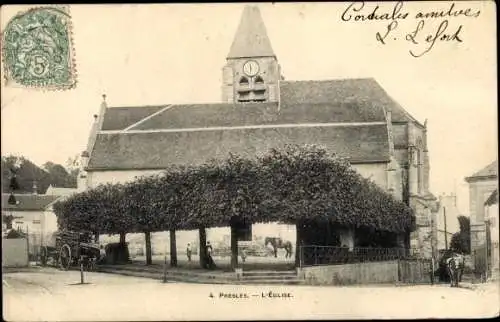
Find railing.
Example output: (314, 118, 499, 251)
(299, 245, 422, 267)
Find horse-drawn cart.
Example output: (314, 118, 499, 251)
(40, 230, 101, 270)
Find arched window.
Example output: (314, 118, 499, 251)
(255, 76, 264, 84)
(239, 77, 249, 86)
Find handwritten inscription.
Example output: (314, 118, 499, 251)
(341, 1, 481, 57)
(210, 291, 293, 299)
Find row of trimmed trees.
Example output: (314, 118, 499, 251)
(53, 145, 416, 269)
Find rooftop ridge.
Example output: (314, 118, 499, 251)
(281, 77, 376, 83)
(99, 121, 388, 135)
(108, 101, 279, 109)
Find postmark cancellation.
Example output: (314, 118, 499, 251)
(2, 5, 77, 90)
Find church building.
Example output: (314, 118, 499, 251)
(79, 6, 437, 258)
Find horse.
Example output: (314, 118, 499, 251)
(264, 237, 293, 258)
(445, 252, 465, 287)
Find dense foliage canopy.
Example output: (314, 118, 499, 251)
(450, 215, 471, 254)
(53, 146, 415, 235)
(2, 156, 77, 193)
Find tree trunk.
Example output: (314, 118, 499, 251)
(199, 228, 207, 268)
(170, 230, 177, 267)
(119, 232, 126, 244)
(94, 232, 100, 243)
(230, 224, 238, 270)
(145, 231, 152, 265)
(295, 221, 302, 267)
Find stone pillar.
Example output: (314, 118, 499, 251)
(169, 230, 177, 267)
(423, 120, 430, 194)
(408, 147, 418, 196)
(145, 231, 152, 265)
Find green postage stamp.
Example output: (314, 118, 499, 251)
(2, 6, 77, 90)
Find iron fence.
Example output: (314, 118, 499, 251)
(299, 245, 423, 267)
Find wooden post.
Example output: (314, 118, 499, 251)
(444, 207, 448, 250)
(162, 255, 168, 283)
(199, 228, 207, 268)
(80, 255, 84, 284)
(170, 230, 177, 267)
(230, 224, 238, 270)
(145, 231, 152, 265)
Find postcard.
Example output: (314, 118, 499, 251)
(2, 2, 498, 321)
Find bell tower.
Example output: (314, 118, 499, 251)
(221, 5, 282, 103)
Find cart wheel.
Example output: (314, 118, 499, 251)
(40, 246, 48, 266)
(59, 244, 72, 271)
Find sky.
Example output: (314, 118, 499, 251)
(1, 2, 497, 217)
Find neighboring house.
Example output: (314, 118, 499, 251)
(45, 185, 78, 196)
(484, 189, 499, 278)
(435, 193, 461, 251)
(2, 193, 60, 256)
(465, 160, 498, 256)
(2, 193, 59, 234)
(78, 5, 437, 258)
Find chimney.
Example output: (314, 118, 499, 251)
(33, 180, 38, 195)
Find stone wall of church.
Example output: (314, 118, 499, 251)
(409, 197, 434, 259)
(351, 163, 388, 190)
(86, 170, 164, 189)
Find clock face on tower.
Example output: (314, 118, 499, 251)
(243, 60, 260, 77)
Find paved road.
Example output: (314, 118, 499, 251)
(3, 268, 499, 321)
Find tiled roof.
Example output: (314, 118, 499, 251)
(2, 194, 60, 211)
(87, 124, 390, 170)
(45, 186, 78, 196)
(280, 79, 420, 124)
(101, 105, 166, 131)
(87, 78, 419, 170)
(102, 78, 409, 131)
(466, 160, 498, 181)
(227, 6, 275, 59)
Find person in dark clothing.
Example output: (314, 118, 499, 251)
(186, 243, 192, 262)
(206, 241, 216, 269)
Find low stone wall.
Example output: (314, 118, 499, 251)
(302, 260, 399, 285)
(2, 238, 29, 268)
(301, 259, 433, 285)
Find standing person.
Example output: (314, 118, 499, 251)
(206, 241, 216, 269)
(186, 243, 192, 262)
(98, 244, 107, 264)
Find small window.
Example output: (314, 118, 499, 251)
(238, 92, 251, 102)
(255, 76, 264, 84)
(253, 89, 266, 96)
(239, 77, 249, 85)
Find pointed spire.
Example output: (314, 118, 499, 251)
(227, 5, 275, 59)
